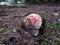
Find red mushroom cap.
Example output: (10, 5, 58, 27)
(24, 14, 42, 29)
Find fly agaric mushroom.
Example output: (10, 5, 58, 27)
(24, 14, 42, 36)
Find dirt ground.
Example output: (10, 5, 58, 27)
(0, 5, 60, 45)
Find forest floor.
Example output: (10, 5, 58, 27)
(0, 5, 60, 45)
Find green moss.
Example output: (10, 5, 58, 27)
(54, 23, 60, 30)
(45, 20, 51, 29)
(39, 41, 44, 45)
(56, 40, 60, 45)
(45, 19, 60, 30)
(39, 41, 52, 45)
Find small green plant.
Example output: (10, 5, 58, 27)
(12, 29, 17, 32)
